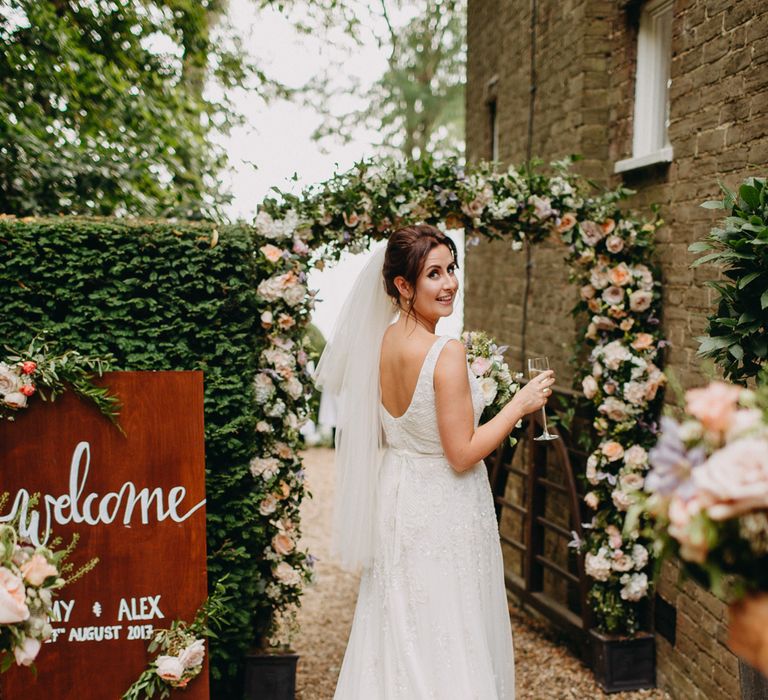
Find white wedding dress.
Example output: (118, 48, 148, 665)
(334, 335, 516, 699)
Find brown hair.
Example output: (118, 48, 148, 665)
(382, 224, 459, 311)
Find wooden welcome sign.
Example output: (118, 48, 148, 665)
(0, 371, 209, 699)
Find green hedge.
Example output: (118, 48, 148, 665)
(0, 217, 280, 696)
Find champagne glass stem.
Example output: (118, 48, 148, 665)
(540, 406, 549, 434)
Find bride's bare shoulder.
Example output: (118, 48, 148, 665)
(380, 325, 437, 365)
(434, 339, 467, 378)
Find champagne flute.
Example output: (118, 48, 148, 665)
(527, 357, 559, 442)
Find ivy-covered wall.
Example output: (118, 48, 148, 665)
(0, 217, 310, 697)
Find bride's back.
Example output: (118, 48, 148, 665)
(379, 324, 438, 419)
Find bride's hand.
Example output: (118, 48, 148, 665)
(509, 370, 555, 416)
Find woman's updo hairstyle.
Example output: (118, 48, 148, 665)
(382, 224, 459, 311)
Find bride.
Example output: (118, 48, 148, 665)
(315, 224, 555, 699)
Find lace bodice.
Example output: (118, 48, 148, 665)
(380, 335, 486, 455)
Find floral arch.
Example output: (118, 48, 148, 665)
(253, 156, 666, 644)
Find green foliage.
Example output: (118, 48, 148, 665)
(0, 0, 253, 218)
(122, 578, 231, 700)
(2, 335, 120, 425)
(691, 176, 768, 382)
(0, 217, 278, 696)
(305, 0, 466, 160)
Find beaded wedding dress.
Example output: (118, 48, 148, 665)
(333, 335, 516, 699)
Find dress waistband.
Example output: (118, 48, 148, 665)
(388, 446, 445, 460)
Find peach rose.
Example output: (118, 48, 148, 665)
(624, 445, 648, 469)
(272, 533, 295, 556)
(3, 392, 27, 409)
(609, 263, 632, 287)
(580, 284, 596, 300)
(0, 567, 29, 624)
(588, 298, 602, 313)
(601, 218, 616, 235)
(608, 306, 628, 319)
(20, 554, 57, 586)
(600, 396, 628, 420)
(343, 211, 360, 228)
(557, 213, 577, 232)
(602, 441, 625, 462)
(685, 381, 742, 434)
(668, 496, 708, 563)
(631, 333, 654, 351)
(277, 313, 295, 330)
(260, 244, 284, 263)
(619, 318, 635, 332)
(584, 492, 600, 509)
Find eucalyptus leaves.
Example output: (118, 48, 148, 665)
(0, 336, 120, 426)
(692, 176, 768, 382)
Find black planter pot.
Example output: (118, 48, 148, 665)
(589, 629, 656, 693)
(740, 660, 768, 700)
(243, 650, 299, 700)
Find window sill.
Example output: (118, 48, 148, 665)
(613, 146, 674, 174)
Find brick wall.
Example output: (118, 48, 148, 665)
(466, 1, 768, 697)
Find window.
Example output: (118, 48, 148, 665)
(615, 0, 674, 173)
(489, 99, 499, 162)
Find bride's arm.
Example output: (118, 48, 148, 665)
(434, 339, 555, 473)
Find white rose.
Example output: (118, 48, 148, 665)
(620, 572, 648, 601)
(178, 639, 206, 670)
(275, 562, 301, 586)
(631, 544, 649, 570)
(253, 373, 276, 403)
(582, 375, 598, 400)
(612, 489, 634, 511)
(0, 363, 21, 396)
(623, 445, 648, 469)
(478, 377, 498, 406)
(611, 553, 634, 572)
(3, 392, 27, 409)
(585, 548, 612, 581)
(623, 381, 647, 406)
(283, 283, 307, 307)
(155, 654, 185, 681)
(13, 636, 40, 667)
(259, 494, 278, 516)
(584, 492, 599, 510)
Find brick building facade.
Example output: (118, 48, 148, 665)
(465, 1, 767, 698)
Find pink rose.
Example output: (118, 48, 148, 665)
(20, 553, 57, 586)
(178, 639, 206, 670)
(629, 290, 653, 312)
(668, 496, 708, 563)
(600, 396, 629, 421)
(631, 333, 654, 351)
(633, 264, 654, 291)
(685, 381, 742, 434)
(693, 438, 768, 519)
(606, 525, 623, 549)
(602, 441, 625, 462)
(620, 473, 645, 492)
(603, 381, 617, 396)
(582, 375, 598, 400)
(624, 445, 648, 469)
(605, 235, 624, 254)
(609, 263, 632, 287)
(13, 637, 40, 667)
(580, 284, 596, 300)
(19, 385, 35, 397)
(612, 552, 634, 572)
(260, 244, 284, 263)
(20, 361, 36, 375)
(580, 221, 605, 246)
(0, 567, 29, 623)
(612, 489, 633, 511)
(272, 533, 295, 556)
(584, 492, 599, 509)
(470, 357, 492, 377)
(602, 286, 625, 306)
(593, 316, 616, 331)
(292, 238, 309, 256)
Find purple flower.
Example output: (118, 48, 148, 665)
(646, 417, 706, 496)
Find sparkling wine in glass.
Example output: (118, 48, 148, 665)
(527, 357, 559, 442)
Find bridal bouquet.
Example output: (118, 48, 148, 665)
(640, 378, 768, 599)
(461, 331, 522, 433)
(0, 520, 65, 671)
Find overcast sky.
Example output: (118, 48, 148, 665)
(216, 1, 464, 339)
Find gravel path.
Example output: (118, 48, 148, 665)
(294, 447, 669, 700)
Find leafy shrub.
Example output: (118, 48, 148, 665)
(691, 177, 768, 382)
(0, 217, 309, 697)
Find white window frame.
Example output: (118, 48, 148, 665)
(615, 0, 674, 174)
